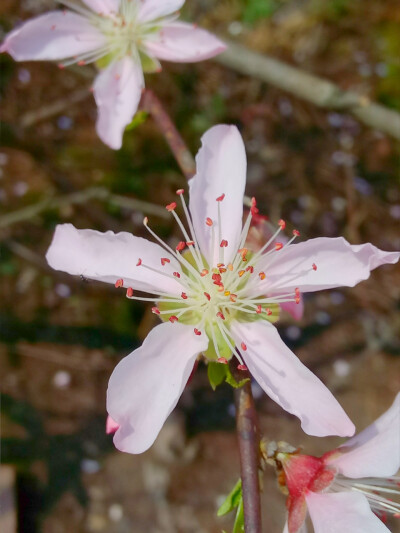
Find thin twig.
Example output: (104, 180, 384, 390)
(140, 89, 196, 180)
(215, 40, 400, 140)
(0, 187, 169, 229)
(231, 362, 262, 533)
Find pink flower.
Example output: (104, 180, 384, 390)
(1, 0, 225, 149)
(272, 393, 400, 533)
(45, 125, 399, 454)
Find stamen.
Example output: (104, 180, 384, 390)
(216, 194, 225, 202)
(161, 258, 170, 265)
(275, 242, 283, 251)
(206, 217, 213, 226)
(194, 328, 202, 335)
(169, 316, 179, 323)
(312, 263, 318, 271)
(181, 292, 188, 299)
(259, 272, 266, 280)
(152, 307, 160, 314)
(115, 278, 124, 288)
(237, 364, 248, 371)
(176, 241, 186, 251)
(218, 357, 228, 364)
(136, 258, 142, 266)
(278, 219, 286, 229)
(126, 287, 134, 297)
(166, 202, 177, 212)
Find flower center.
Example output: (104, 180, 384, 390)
(115, 190, 306, 368)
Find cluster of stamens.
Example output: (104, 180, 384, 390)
(114, 189, 317, 369)
(55, 0, 176, 69)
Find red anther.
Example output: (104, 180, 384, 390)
(238, 270, 245, 277)
(115, 278, 124, 288)
(220, 239, 228, 248)
(219, 267, 227, 273)
(251, 204, 259, 216)
(238, 248, 248, 260)
(246, 266, 254, 273)
(212, 273, 222, 282)
(312, 263, 318, 271)
(78, 60, 86, 66)
(176, 188, 184, 195)
(216, 193, 225, 202)
(169, 316, 179, 323)
(217, 263, 225, 268)
(251, 196, 257, 207)
(278, 219, 286, 229)
(227, 263, 233, 271)
(266, 308, 272, 316)
(126, 287, 134, 297)
(256, 305, 262, 314)
(259, 272, 266, 280)
(237, 364, 248, 371)
(161, 257, 170, 266)
(241, 342, 247, 351)
(218, 357, 228, 364)
(194, 328, 201, 336)
(166, 202, 177, 212)
(152, 307, 160, 315)
(295, 287, 300, 297)
(136, 258, 142, 266)
(216, 311, 225, 320)
(186, 241, 195, 246)
(176, 241, 186, 251)
(143, 216, 148, 226)
(230, 294, 237, 302)
(206, 217, 213, 226)
(201, 269, 209, 277)
(293, 229, 300, 237)
(173, 272, 181, 278)
(295, 297, 301, 304)
(275, 242, 283, 251)
(181, 292, 188, 300)
(204, 292, 211, 301)
(251, 213, 269, 225)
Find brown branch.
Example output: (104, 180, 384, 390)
(140, 89, 196, 180)
(0, 186, 169, 229)
(215, 40, 400, 141)
(232, 362, 262, 533)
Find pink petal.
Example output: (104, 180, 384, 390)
(230, 321, 355, 437)
(46, 223, 183, 295)
(189, 125, 247, 266)
(93, 57, 144, 149)
(280, 298, 304, 321)
(327, 392, 400, 478)
(254, 237, 399, 295)
(107, 322, 208, 453)
(106, 415, 120, 434)
(144, 22, 226, 63)
(283, 522, 308, 533)
(81, 0, 120, 15)
(0, 11, 105, 61)
(138, 0, 185, 23)
(306, 491, 390, 533)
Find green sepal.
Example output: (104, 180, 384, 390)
(125, 111, 149, 131)
(233, 497, 245, 533)
(225, 366, 250, 389)
(139, 50, 162, 73)
(217, 479, 242, 516)
(207, 362, 228, 391)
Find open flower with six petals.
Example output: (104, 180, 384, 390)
(45, 124, 399, 453)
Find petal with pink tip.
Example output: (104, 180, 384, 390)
(144, 22, 226, 63)
(279, 297, 304, 321)
(107, 322, 208, 453)
(0, 11, 106, 61)
(106, 415, 119, 434)
(327, 392, 400, 478)
(189, 125, 246, 266)
(230, 321, 355, 437)
(253, 237, 399, 294)
(138, 0, 185, 23)
(46, 223, 183, 295)
(93, 57, 144, 149)
(82, 0, 120, 15)
(306, 491, 390, 533)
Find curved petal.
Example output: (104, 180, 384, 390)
(144, 22, 226, 63)
(93, 57, 144, 150)
(306, 491, 390, 533)
(188, 125, 247, 267)
(252, 237, 399, 295)
(230, 321, 355, 437)
(106, 415, 119, 434)
(280, 297, 304, 321)
(82, 0, 120, 15)
(46, 223, 183, 295)
(107, 322, 208, 453)
(327, 393, 400, 478)
(138, 0, 185, 23)
(0, 11, 105, 61)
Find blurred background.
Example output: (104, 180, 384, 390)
(0, 0, 399, 532)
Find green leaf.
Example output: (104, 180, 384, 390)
(233, 497, 245, 533)
(217, 479, 242, 516)
(225, 366, 250, 389)
(207, 361, 228, 391)
(125, 111, 148, 132)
